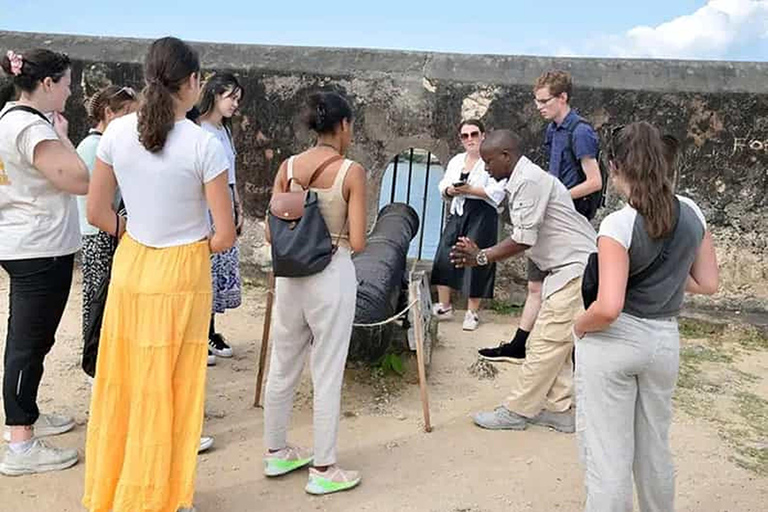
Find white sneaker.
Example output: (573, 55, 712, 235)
(198, 436, 214, 453)
(0, 439, 78, 476)
(305, 465, 362, 495)
(462, 310, 479, 331)
(431, 303, 454, 321)
(3, 413, 75, 443)
(207, 349, 217, 366)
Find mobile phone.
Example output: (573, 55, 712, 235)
(453, 181, 466, 187)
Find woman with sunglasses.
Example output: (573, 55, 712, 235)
(76, 85, 138, 356)
(196, 73, 244, 364)
(573, 122, 718, 512)
(430, 119, 506, 331)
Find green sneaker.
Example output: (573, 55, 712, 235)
(263, 445, 313, 477)
(305, 465, 361, 495)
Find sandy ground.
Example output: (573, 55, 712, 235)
(1, 271, 767, 512)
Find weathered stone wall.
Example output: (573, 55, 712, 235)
(2, 31, 765, 311)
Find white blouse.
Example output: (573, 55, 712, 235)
(437, 152, 507, 216)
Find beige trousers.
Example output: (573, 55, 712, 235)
(505, 277, 583, 417)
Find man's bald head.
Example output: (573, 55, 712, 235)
(481, 129, 523, 157)
(480, 129, 524, 181)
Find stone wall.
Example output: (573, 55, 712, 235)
(2, 31, 765, 311)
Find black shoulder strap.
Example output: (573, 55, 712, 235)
(627, 198, 681, 288)
(0, 105, 52, 125)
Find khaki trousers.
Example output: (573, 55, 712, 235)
(505, 277, 583, 417)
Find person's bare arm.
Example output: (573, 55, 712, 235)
(452, 183, 489, 200)
(206, 171, 236, 253)
(686, 230, 718, 295)
(33, 139, 89, 195)
(449, 236, 529, 268)
(264, 160, 288, 245)
(574, 237, 629, 337)
(86, 158, 125, 236)
(344, 163, 368, 253)
(570, 157, 602, 200)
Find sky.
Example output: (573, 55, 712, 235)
(1, 0, 766, 61)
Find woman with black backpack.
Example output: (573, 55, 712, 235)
(573, 122, 718, 512)
(263, 91, 367, 495)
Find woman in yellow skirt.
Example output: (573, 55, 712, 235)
(82, 37, 236, 512)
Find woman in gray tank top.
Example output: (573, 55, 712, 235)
(573, 122, 719, 512)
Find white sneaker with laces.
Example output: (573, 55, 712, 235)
(0, 438, 78, 476)
(3, 413, 75, 443)
(431, 303, 454, 321)
(462, 310, 479, 331)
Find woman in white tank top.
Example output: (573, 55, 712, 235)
(264, 91, 367, 495)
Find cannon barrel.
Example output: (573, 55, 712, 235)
(348, 203, 420, 362)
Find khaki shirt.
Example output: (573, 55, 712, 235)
(505, 156, 597, 298)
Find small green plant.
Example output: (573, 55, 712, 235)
(487, 299, 522, 315)
(678, 317, 726, 339)
(377, 353, 406, 376)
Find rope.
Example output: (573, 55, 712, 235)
(352, 299, 420, 328)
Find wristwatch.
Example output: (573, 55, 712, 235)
(475, 249, 489, 266)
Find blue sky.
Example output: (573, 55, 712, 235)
(1, 0, 766, 60)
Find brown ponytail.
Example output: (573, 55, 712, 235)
(137, 37, 199, 153)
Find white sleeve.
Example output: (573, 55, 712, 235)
(96, 126, 114, 166)
(678, 195, 707, 231)
(481, 173, 508, 207)
(16, 122, 58, 164)
(438, 154, 463, 197)
(200, 133, 229, 183)
(597, 207, 636, 250)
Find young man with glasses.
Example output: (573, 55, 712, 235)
(478, 70, 602, 364)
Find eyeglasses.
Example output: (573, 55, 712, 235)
(533, 96, 556, 106)
(460, 130, 481, 140)
(109, 86, 137, 100)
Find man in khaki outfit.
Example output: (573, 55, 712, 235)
(451, 130, 596, 432)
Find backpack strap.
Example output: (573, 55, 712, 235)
(0, 105, 51, 125)
(285, 154, 344, 192)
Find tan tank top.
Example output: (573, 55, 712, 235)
(287, 156, 352, 249)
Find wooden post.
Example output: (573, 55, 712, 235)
(254, 271, 275, 408)
(410, 281, 432, 433)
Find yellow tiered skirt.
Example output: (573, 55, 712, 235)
(82, 235, 211, 512)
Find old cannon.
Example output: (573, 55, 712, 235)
(348, 203, 420, 362)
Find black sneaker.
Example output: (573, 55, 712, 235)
(209, 333, 233, 358)
(478, 339, 525, 364)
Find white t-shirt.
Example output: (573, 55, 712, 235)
(201, 122, 236, 185)
(0, 103, 81, 259)
(597, 195, 707, 318)
(97, 113, 229, 248)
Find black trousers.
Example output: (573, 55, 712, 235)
(430, 199, 498, 299)
(1, 254, 73, 426)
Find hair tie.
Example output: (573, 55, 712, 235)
(6, 51, 23, 76)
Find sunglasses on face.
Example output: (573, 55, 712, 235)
(460, 130, 481, 140)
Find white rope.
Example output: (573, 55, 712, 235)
(352, 299, 420, 328)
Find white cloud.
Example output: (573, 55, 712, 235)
(589, 0, 768, 60)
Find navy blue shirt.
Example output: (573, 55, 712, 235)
(544, 110, 599, 189)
